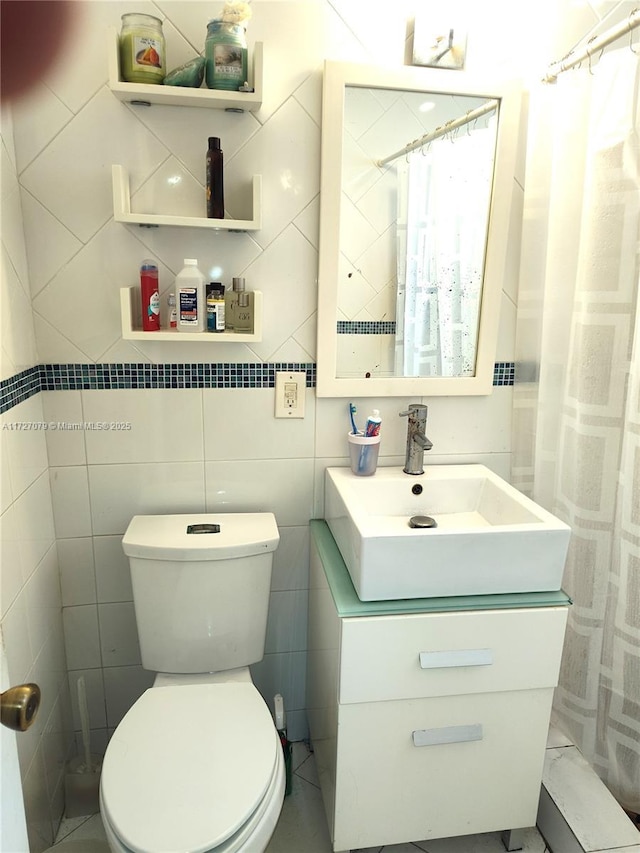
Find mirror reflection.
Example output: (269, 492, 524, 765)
(337, 86, 499, 380)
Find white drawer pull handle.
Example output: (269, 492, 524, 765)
(419, 649, 493, 669)
(412, 724, 483, 747)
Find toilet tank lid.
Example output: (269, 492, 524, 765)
(122, 513, 279, 561)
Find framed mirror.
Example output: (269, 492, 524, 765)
(316, 60, 521, 397)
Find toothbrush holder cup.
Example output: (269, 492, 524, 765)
(347, 432, 381, 476)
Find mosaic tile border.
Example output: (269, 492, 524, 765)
(0, 366, 42, 414)
(1, 361, 515, 414)
(493, 362, 515, 386)
(39, 363, 316, 391)
(337, 320, 396, 335)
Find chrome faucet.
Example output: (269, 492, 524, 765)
(399, 404, 433, 475)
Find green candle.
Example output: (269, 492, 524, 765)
(205, 20, 247, 91)
(119, 13, 165, 85)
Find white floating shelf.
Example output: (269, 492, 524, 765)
(112, 166, 262, 231)
(108, 28, 263, 112)
(121, 287, 263, 342)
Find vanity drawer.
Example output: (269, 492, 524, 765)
(333, 687, 552, 850)
(339, 606, 567, 704)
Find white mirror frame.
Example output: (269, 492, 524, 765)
(316, 60, 522, 397)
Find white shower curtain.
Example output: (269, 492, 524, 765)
(395, 128, 494, 377)
(513, 47, 640, 813)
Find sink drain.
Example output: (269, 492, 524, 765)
(408, 515, 437, 529)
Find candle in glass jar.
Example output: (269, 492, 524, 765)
(119, 13, 165, 84)
(205, 19, 247, 91)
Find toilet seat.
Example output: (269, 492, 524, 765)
(101, 682, 281, 853)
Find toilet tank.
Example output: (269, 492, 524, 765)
(122, 513, 279, 674)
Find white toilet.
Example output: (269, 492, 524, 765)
(99, 513, 285, 853)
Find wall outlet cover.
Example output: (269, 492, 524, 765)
(275, 371, 306, 418)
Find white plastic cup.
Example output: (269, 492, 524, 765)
(347, 432, 381, 476)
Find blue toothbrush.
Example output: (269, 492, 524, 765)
(349, 403, 359, 435)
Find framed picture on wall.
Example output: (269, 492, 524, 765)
(412, 17, 467, 69)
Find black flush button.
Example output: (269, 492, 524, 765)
(186, 523, 221, 534)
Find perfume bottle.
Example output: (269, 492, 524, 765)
(224, 277, 254, 332)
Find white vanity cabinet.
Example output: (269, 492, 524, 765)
(307, 520, 570, 853)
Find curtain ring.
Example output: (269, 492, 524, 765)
(559, 49, 575, 74)
(630, 13, 640, 54)
(586, 40, 594, 75)
(586, 36, 599, 74)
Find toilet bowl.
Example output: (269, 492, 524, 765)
(99, 513, 285, 853)
(100, 672, 285, 853)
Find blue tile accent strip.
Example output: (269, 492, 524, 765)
(493, 362, 515, 386)
(0, 366, 42, 414)
(38, 363, 317, 391)
(337, 320, 396, 335)
(0, 361, 514, 414)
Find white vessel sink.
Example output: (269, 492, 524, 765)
(324, 465, 570, 601)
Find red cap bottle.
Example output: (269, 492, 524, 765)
(140, 260, 160, 331)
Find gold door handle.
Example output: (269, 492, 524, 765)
(1, 683, 41, 732)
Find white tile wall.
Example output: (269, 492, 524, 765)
(50, 467, 92, 539)
(63, 605, 101, 671)
(88, 460, 206, 533)
(93, 535, 133, 602)
(5, 1, 627, 846)
(1, 117, 73, 850)
(98, 602, 141, 667)
(83, 389, 204, 463)
(58, 538, 96, 606)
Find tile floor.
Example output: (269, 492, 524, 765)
(53, 743, 551, 853)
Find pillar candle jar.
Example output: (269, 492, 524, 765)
(119, 13, 166, 84)
(204, 19, 248, 91)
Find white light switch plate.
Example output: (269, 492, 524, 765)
(275, 372, 306, 418)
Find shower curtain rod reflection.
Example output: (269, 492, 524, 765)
(544, 7, 640, 82)
(376, 99, 498, 167)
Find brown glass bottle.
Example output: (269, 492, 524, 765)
(206, 137, 224, 219)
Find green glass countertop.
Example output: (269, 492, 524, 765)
(310, 519, 572, 618)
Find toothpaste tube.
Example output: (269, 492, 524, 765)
(364, 409, 382, 437)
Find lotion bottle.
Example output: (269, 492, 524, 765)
(175, 259, 206, 333)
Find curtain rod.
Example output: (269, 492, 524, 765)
(543, 8, 640, 82)
(376, 99, 498, 167)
